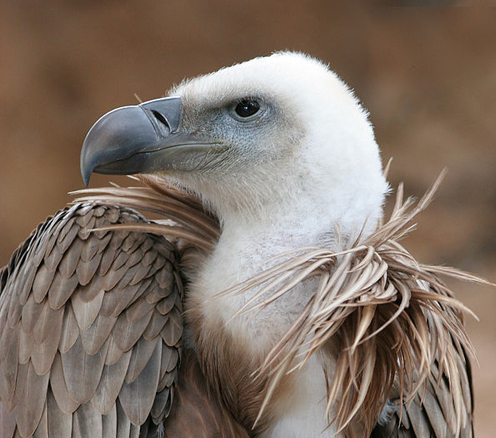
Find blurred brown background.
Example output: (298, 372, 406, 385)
(1, 0, 495, 435)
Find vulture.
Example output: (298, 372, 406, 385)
(0, 52, 481, 438)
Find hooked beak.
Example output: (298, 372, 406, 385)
(80, 97, 223, 186)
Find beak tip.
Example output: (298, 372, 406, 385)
(82, 172, 91, 188)
(80, 144, 93, 187)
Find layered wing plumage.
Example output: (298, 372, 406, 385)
(0, 203, 183, 438)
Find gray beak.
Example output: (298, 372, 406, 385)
(80, 97, 223, 186)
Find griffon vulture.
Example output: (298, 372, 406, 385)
(0, 52, 478, 438)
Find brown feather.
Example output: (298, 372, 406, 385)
(73, 402, 103, 438)
(0, 203, 186, 437)
(79, 313, 117, 355)
(47, 271, 79, 309)
(59, 304, 80, 354)
(91, 350, 132, 415)
(12, 362, 49, 437)
(49, 355, 80, 415)
(101, 404, 117, 438)
(61, 335, 109, 404)
(0, 402, 17, 438)
(125, 337, 160, 383)
(30, 308, 63, 374)
(71, 287, 105, 330)
(118, 341, 162, 426)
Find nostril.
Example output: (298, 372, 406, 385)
(151, 110, 170, 130)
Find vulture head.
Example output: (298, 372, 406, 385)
(81, 52, 388, 241)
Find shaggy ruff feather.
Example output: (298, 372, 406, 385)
(73, 172, 487, 437)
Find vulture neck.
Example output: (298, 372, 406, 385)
(190, 183, 383, 437)
(200, 185, 381, 346)
(194, 196, 361, 437)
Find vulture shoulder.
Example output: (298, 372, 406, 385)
(0, 202, 246, 438)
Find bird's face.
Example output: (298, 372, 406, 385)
(170, 82, 301, 176)
(81, 52, 388, 227)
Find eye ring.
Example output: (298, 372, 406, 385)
(230, 98, 265, 121)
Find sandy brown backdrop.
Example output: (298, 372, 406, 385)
(1, 0, 495, 435)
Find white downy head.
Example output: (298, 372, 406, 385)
(164, 52, 389, 242)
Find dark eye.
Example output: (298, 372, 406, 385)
(234, 99, 261, 118)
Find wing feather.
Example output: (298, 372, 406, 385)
(143, 309, 168, 340)
(0, 403, 18, 438)
(126, 298, 156, 323)
(46, 389, 73, 436)
(32, 263, 57, 302)
(91, 350, 133, 415)
(32, 400, 48, 438)
(32, 302, 63, 344)
(71, 287, 105, 330)
(371, 357, 473, 438)
(73, 402, 103, 438)
(119, 341, 162, 425)
(115, 399, 132, 437)
(30, 307, 63, 375)
(58, 239, 82, 278)
(43, 241, 65, 271)
(0, 203, 184, 437)
(423, 381, 448, 438)
(407, 399, 432, 438)
(98, 235, 120, 276)
(101, 404, 117, 438)
(1, 185, 252, 437)
(150, 385, 172, 423)
(59, 304, 80, 354)
(56, 219, 79, 254)
(112, 307, 154, 352)
(125, 337, 160, 384)
(47, 271, 79, 310)
(61, 335, 109, 404)
(79, 313, 117, 355)
(10, 362, 29, 411)
(19, 295, 43, 333)
(12, 362, 49, 437)
(49, 354, 79, 414)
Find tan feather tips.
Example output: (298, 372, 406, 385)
(71, 175, 220, 253)
(224, 174, 482, 437)
(0, 202, 183, 437)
